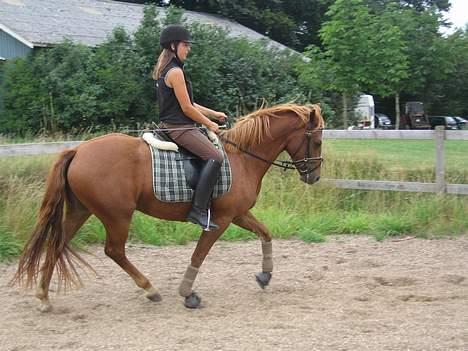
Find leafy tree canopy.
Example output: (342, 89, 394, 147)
(121, 0, 334, 51)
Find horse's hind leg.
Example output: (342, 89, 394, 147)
(232, 211, 273, 289)
(36, 195, 91, 312)
(102, 217, 162, 302)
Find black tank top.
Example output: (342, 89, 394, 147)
(157, 58, 194, 125)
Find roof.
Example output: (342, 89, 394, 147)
(0, 23, 34, 48)
(0, 0, 290, 51)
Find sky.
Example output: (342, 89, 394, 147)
(444, 0, 468, 32)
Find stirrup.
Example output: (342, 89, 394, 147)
(203, 209, 217, 231)
(187, 208, 219, 231)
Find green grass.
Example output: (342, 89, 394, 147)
(0, 138, 467, 261)
(0, 225, 22, 261)
(323, 139, 467, 183)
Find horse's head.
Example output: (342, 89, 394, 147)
(284, 104, 324, 184)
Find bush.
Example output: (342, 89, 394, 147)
(0, 5, 324, 135)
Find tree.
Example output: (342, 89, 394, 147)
(319, 0, 376, 128)
(305, 0, 411, 128)
(0, 57, 46, 133)
(366, 4, 408, 128)
(366, 0, 450, 12)
(147, 0, 334, 51)
(429, 27, 468, 116)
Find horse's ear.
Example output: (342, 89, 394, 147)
(309, 104, 322, 129)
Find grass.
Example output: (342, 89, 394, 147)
(0, 138, 467, 261)
(0, 225, 22, 261)
(323, 139, 467, 183)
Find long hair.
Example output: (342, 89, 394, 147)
(152, 48, 176, 80)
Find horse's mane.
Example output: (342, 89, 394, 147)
(221, 103, 324, 152)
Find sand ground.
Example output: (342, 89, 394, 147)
(1, 236, 467, 351)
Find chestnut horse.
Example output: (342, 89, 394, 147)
(12, 103, 324, 311)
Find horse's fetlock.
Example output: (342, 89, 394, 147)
(139, 279, 152, 290)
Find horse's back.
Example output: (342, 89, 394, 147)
(72, 133, 147, 169)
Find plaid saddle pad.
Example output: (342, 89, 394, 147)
(148, 144, 232, 202)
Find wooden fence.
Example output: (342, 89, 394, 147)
(0, 127, 467, 195)
(322, 127, 468, 195)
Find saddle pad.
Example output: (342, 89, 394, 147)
(148, 144, 232, 202)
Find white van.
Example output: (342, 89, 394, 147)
(354, 94, 375, 129)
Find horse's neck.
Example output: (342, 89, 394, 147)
(231, 127, 289, 183)
(227, 114, 300, 185)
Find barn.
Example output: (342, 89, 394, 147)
(0, 0, 289, 61)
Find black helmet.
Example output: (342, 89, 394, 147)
(160, 25, 193, 49)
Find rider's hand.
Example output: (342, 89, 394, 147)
(207, 121, 220, 133)
(214, 111, 227, 122)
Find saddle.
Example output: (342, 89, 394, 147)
(152, 130, 205, 189)
(142, 130, 232, 202)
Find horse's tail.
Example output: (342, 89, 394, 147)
(11, 148, 90, 290)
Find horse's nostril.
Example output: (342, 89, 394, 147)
(315, 176, 320, 182)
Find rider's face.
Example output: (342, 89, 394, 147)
(176, 41, 191, 61)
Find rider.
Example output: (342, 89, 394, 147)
(152, 24, 226, 231)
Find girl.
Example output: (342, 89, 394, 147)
(153, 25, 226, 231)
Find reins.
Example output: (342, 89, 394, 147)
(218, 136, 297, 171)
(218, 127, 324, 174)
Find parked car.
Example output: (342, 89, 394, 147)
(374, 113, 394, 129)
(428, 116, 458, 130)
(453, 116, 468, 130)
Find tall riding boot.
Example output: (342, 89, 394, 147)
(186, 159, 222, 231)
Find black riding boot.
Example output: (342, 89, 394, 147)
(186, 159, 222, 231)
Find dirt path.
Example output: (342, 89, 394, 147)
(1, 236, 468, 351)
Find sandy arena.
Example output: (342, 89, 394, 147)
(1, 236, 467, 351)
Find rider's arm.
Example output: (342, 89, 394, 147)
(166, 68, 219, 132)
(194, 103, 226, 122)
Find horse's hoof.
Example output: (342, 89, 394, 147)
(39, 302, 53, 313)
(146, 291, 162, 302)
(255, 272, 272, 289)
(145, 287, 162, 302)
(184, 292, 201, 309)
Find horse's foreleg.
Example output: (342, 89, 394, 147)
(179, 221, 230, 308)
(36, 202, 90, 312)
(103, 218, 162, 302)
(232, 212, 273, 289)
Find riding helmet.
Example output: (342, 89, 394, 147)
(160, 25, 193, 49)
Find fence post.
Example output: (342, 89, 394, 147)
(435, 126, 446, 193)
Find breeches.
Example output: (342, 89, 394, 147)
(161, 123, 223, 163)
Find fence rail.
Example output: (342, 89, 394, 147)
(1, 128, 467, 195)
(322, 127, 468, 195)
(0, 141, 82, 157)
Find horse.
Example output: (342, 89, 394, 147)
(11, 103, 324, 311)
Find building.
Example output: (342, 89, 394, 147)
(0, 0, 290, 61)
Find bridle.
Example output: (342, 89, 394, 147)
(285, 122, 324, 175)
(219, 122, 324, 174)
